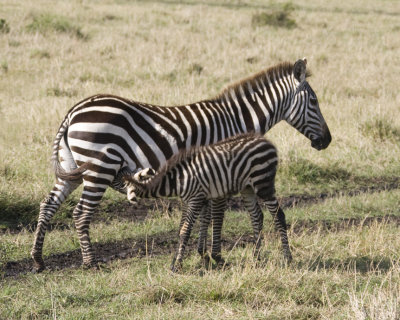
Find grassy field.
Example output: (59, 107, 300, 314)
(1, 0, 400, 318)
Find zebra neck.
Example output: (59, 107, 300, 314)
(213, 73, 294, 135)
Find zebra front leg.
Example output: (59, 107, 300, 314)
(210, 198, 227, 266)
(171, 198, 204, 272)
(31, 179, 80, 272)
(72, 184, 106, 268)
(264, 196, 292, 263)
(242, 192, 264, 260)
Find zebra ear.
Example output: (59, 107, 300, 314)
(293, 59, 307, 82)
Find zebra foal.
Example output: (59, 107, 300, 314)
(123, 133, 289, 271)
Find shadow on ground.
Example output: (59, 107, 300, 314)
(3, 214, 400, 279)
(302, 255, 395, 274)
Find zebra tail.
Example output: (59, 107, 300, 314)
(51, 116, 89, 181)
(52, 160, 89, 181)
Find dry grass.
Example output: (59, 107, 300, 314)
(1, 0, 399, 208)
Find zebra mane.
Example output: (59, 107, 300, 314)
(212, 61, 311, 102)
(124, 133, 264, 191)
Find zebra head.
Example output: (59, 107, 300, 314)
(124, 168, 156, 204)
(285, 58, 332, 150)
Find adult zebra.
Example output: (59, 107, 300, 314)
(31, 58, 331, 272)
(123, 133, 285, 271)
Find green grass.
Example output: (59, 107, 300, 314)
(25, 12, 87, 40)
(360, 117, 400, 142)
(252, 3, 296, 29)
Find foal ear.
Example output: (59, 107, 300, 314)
(293, 59, 307, 82)
(134, 168, 156, 181)
(143, 168, 156, 177)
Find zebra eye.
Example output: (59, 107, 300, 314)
(309, 97, 317, 105)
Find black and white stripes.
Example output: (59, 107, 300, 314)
(124, 133, 290, 270)
(31, 58, 330, 271)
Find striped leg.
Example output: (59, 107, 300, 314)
(72, 182, 108, 267)
(264, 196, 292, 262)
(197, 201, 211, 261)
(31, 179, 80, 272)
(210, 198, 227, 264)
(171, 197, 206, 272)
(242, 192, 264, 259)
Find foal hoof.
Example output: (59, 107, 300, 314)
(212, 256, 230, 269)
(283, 253, 293, 265)
(170, 258, 183, 273)
(201, 254, 212, 270)
(82, 261, 100, 270)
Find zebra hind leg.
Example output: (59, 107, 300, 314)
(72, 183, 108, 268)
(31, 179, 80, 272)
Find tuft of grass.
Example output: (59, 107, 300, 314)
(282, 153, 350, 184)
(46, 87, 77, 97)
(252, 3, 296, 29)
(360, 117, 400, 142)
(188, 63, 203, 75)
(1, 61, 8, 73)
(30, 49, 50, 59)
(0, 18, 10, 33)
(26, 13, 88, 40)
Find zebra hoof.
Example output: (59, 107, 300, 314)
(82, 261, 100, 270)
(283, 252, 293, 265)
(201, 254, 212, 270)
(32, 260, 45, 273)
(170, 258, 182, 273)
(32, 265, 45, 273)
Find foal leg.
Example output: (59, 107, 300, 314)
(210, 198, 227, 265)
(197, 202, 211, 264)
(242, 191, 264, 259)
(171, 197, 205, 272)
(264, 196, 292, 262)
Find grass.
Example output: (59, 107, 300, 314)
(0, 0, 400, 318)
(25, 12, 88, 40)
(360, 117, 400, 142)
(252, 3, 296, 28)
(1, 194, 400, 318)
(0, 18, 10, 33)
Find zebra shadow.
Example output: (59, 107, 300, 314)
(298, 255, 395, 274)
